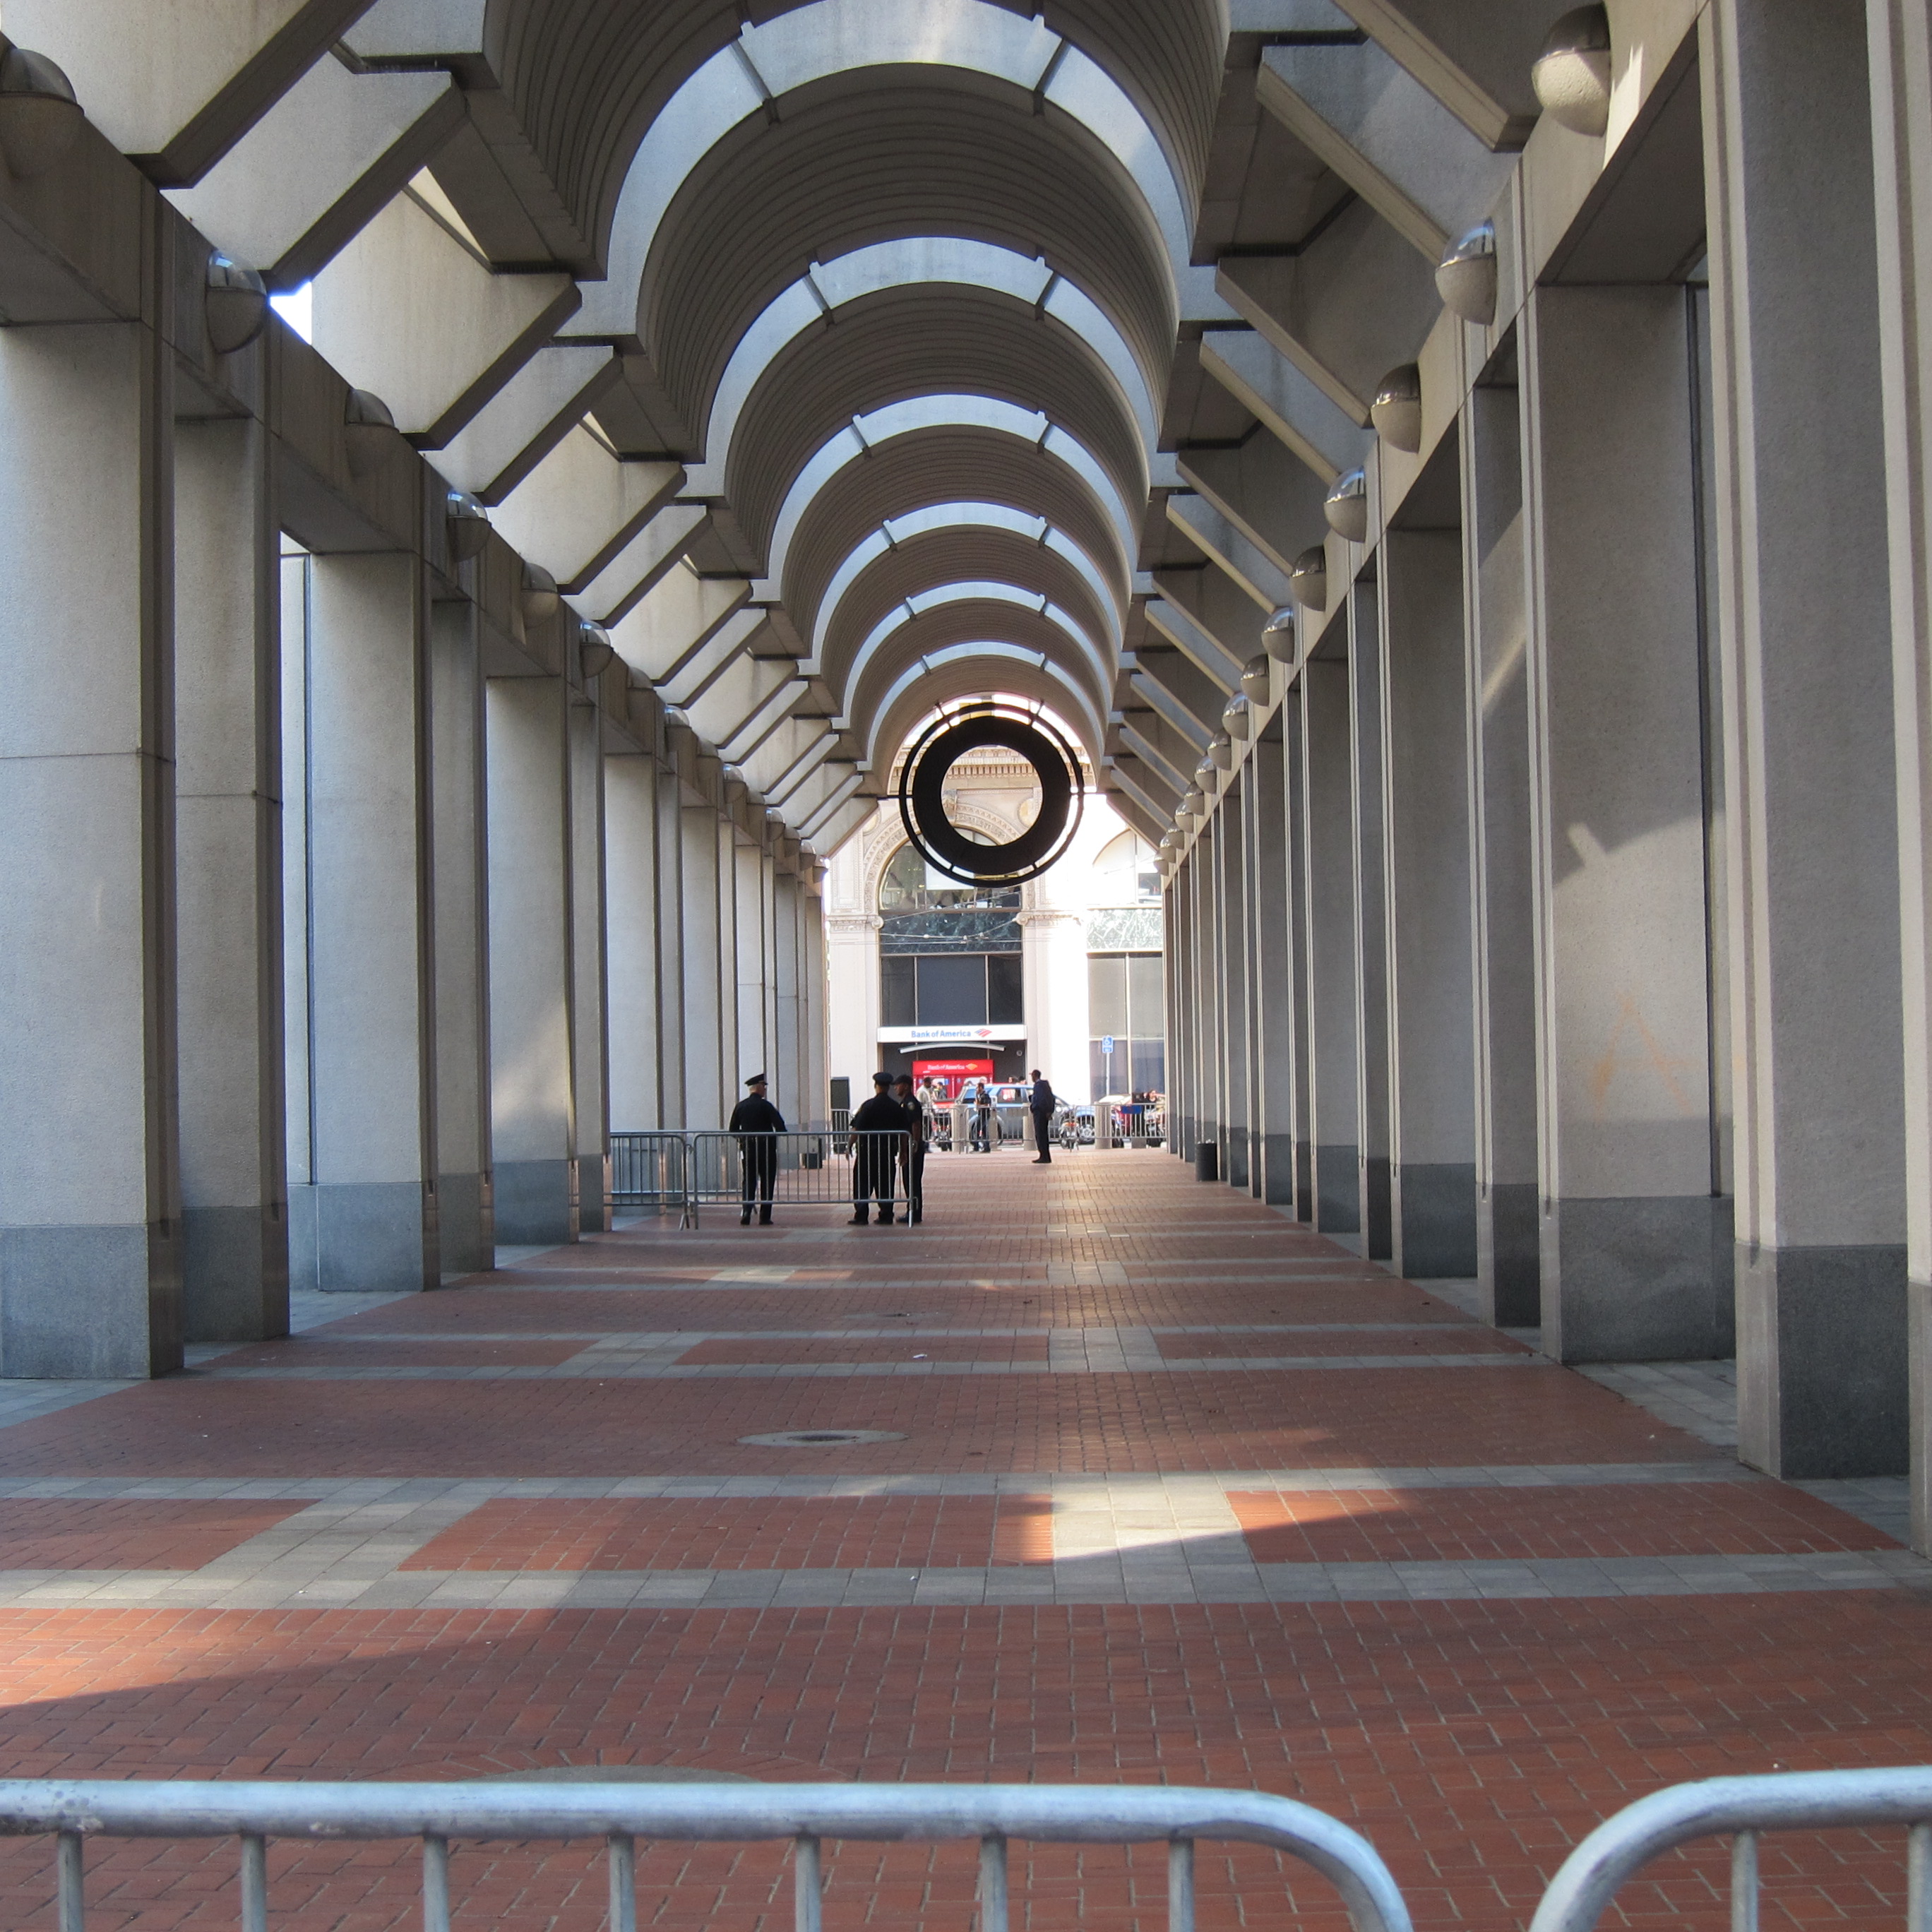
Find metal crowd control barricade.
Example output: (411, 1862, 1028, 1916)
(1, 1778, 1411, 1932)
(1529, 1767, 1932, 1932)
(606, 1132, 688, 1212)
(685, 1131, 912, 1227)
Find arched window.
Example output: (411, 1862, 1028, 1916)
(877, 843, 1023, 1037)
(1091, 830, 1161, 907)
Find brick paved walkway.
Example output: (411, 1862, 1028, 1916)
(0, 1150, 1928, 1932)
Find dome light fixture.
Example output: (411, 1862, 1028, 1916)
(579, 623, 615, 678)
(521, 562, 561, 624)
(1289, 546, 1329, 612)
(1240, 654, 1271, 703)
(1371, 364, 1423, 453)
(0, 47, 81, 179)
(1263, 607, 1297, 662)
(1222, 695, 1251, 741)
(446, 489, 491, 563)
(343, 388, 397, 478)
(1436, 221, 1498, 325)
(205, 255, 268, 354)
(1208, 730, 1235, 770)
(1532, 5, 1612, 138)
(1324, 468, 1369, 544)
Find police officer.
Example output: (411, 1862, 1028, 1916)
(729, 1073, 786, 1224)
(849, 1073, 910, 1224)
(1028, 1068, 1056, 1164)
(891, 1073, 932, 1224)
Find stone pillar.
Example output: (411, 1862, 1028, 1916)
(1521, 285, 1726, 1360)
(1239, 762, 1267, 1195)
(174, 414, 289, 1340)
(485, 674, 578, 1246)
(1217, 779, 1252, 1188)
(774, 868, 803, 1119)
(569, 697, 607, 1232)
(604, 750, 661, 1131)
(1021, 907, 1091, 1105)
(1165, 863, 1193, 1155)
(1707, 0, 1905, 1474)
(1347, 578, 1393, 1259)
(1186, 823, 1223, 1159)
(1379, 526, 1478, 1280)
(825, 912, 882, 1099)
(1866, 0, 1932, 1544)
(1284, 697, 1316, 1218)
(1250, 724, 1299, 1204)
(297, 552, 438, 1292)
(733, 837, 769, 1083)
(1461, 381, 1542, 1327)
(680, 804, 725, 1125)
(0, 319, 184, 1374)
(428, 599, 492, 1275)
(1300, 660, 1361, 1233)
(655, 768, 686, 1123)
(802, 873, 829, 1123)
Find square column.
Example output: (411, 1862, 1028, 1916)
(1217, 780, 1252, 1188)
(1249, 724, 1299, 1205)
(1461, 380, 1542, 1327)
(0, 321, 183, 1376)
(485, 674, 578, 1246)
(1379, 525, 1478, 1280)
(605, 751, 662, 1131)
(774, 869, 804, 1122)
(801, 873, 828, 1125)
(569, 699, 607, 1232)
(1347, 578, 1393, 1258)
(1300, 660, 1361, 1233)
(655, 768, 687, 1122)
(296, 553, 438, 1292)
(1706, 0, 1906, 1474)
(733, 836, 770, 1086)
(1522, 285, 1727, 1361)
(680, 803, 725, 1126)
(174, 415, 288, 1341)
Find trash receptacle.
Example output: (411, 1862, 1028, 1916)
(1195, 1140, 1219, 1183)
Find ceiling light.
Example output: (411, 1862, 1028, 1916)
(1532, 5, 1612, 137)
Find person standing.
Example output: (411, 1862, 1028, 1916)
(971, 1080, 994, 1153)
(849, 1072, 910, 1224)
(729, 1073, 786, 1224)
(892, 1073, 933, 1224)
(1028, 1068, 1056, 1164)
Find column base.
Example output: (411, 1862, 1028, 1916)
(1359, 1155, 1392, 1260)
(1738, 1242, 1908, 1479)
(1393, 1163, 1477, 1279)
(1542, 1193, 1734, 1362)
(494, 1158, 579, 1246)
(1295, 1140, 1313, 1222)
(290, 1182, 435, 1294)
(1224, 1128, 1251, 1191)
(576, 1154, 607, 1234)
(1912, 1280, 1931, 1554)
(0, 1224, 182, 1378)
(436, 1171, 492, 1277)
(1477, 1181, 1541, 1326)
(182, 1205, 290, 1342)
(1313, 1144, 1361, 1233)
(1258, 1133, 1296, 1205)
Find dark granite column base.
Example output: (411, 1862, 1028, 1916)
(1542, 1193, 1734, 1362)
(1359, 1156, 1392, 1260)
(1738, 1241, 1909, 1479)
(436, 1171, 492, 1275)
(290, 1181, 436, 1294)
(1258, 1133, 1296, 1206)
(576, 1153, 607, 1234)
(494, 1159, 579, 1246)
(1392, 1162, 1477, 1280)
(1912, 1279, 1931, 1553)
(182, 1204, 290, 1342)
(1313, 1143, 1361, 1233)
(0, 1223, 182, 1378)
(1478, 1180, 1541, 1326)
(1224, 1128, 1251, 1191)
(1295, 1140, 1313, 1222)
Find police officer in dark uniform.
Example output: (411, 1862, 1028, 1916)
(1028, 1068, 1056, 1164)
(849, 1072, 910, 1224)
(729, 1072, 786, 1224)
(891, 1073, 931, 1224)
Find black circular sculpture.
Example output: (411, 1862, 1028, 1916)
(897, 702, 1085, 886)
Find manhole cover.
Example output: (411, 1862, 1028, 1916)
(737, 1429, 906, 1448)
(483, 1765, 756, 1784)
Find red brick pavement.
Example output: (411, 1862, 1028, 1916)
(1156, 1328, 1529, 1359)
(674, 1337, 1054, 1366)
(0, 1501, 299, 1570)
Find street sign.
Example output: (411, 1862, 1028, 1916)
(1102, 1035, 1115, 1055)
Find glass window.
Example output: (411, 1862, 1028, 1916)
(987, 952, 1024, 1023)
(1087, 954, 1128, 1039)
(1091, 830, 1162, 906)
(881, 954, 915, 1027)
(878, 842, 1022, 954)
(917, 954, 989, 1025)
(1128, 953, 1165, 1032)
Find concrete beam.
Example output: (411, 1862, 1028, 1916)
(1179, 433, 1333, 578)
(1167, 494, 1296, 613)
(1332, 0, 1549, 150)
(489, 431, 682, 594)
(1144, 595, 1244, 695)
(1197, 329, 1372, 482)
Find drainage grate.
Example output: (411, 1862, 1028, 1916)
(736, 1429, 906, 1448)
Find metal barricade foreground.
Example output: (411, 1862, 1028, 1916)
(684, 1130, 912, 1227)
(606, 1132, 687, 1212)
(0, 1779, 1412, 1932)
(1529, 1767, 1932, 1932)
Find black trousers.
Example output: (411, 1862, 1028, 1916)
(739, 1141, 777, 1206)
(853, 1142, 896, 1212)
(1031, 1107, 1053, 1157)
(900, 1142, 926, 1211)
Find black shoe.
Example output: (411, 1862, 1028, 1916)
(910, 1209, 922, 1224)
(758, 1208, 773, 1225)
(878, 1212, 895, 1224)
(739, 1208, 753, 1225)
(849, 1212, 869, 1225)
(1032, 1156, 1050, 1164)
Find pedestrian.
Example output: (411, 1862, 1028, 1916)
(892, 1073, 933, 1224)
(972, 1080, 993, 1152)
(1028, 1067, 1056, 1164)
(728, 1072, 786, 1224)
(849, 1072, 910, 1224)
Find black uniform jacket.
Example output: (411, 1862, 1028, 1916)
(729, 1096, 787, 1135)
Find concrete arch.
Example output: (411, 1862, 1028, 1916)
(861, 649, 1107, 778)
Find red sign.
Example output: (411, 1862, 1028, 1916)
(912, 1058, 995, 1099)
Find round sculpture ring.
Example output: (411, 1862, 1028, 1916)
(897, 702, 1085, 886)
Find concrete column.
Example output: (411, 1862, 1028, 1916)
(174, 415, 289, 1340)
(1021, 907, 1091, 1104)
(801, 877, 829, 1123)
(680, 804, 725, 1126)
(297, 552, 437, 1292)
(654, 768, 686, 1123)
(428, 600, 491, 1274)
(1239, 762, 1268, 1195)
(1284, 697, 1316, 1219)
(824, 911, 882, 1099)
(1165, 864, 1192, 1155)
(1522, 285, 1726, 1360)
(1300, 659, 1361, 1233)
(485, 674, 578, 1246)
(0, 320, 184, 1375)
(604, 751, 661, 1131)
(1188, 823, 1224, 1161)
(1462, 381, 1542, 1327)
(569, 698, 607, 1232)
(774, 868, 803, 1119)
(734, 837, 768, 1083)
(1867, 0, 1932, 1544)
(1250, 724, 1298, 1203)
(1380, 526, 1478, 1280)
(1347, 578, 1393, 1259)
(1217, 780, 1252, 1187)
(1707, 0, 1905, 1475)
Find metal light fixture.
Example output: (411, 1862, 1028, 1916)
(343, 388, 397, 478)
(1262, 607, 1297, 662)
(1324, 468, 1369, 543)
(1436, 221, 1498, 325)
(1371, 364, 1423, 453)
(204, 255, 268, 354)
(1289, 546, 1328, 612)
(1532, 5, 1611, 137)
(1179, 787, 1205, 821)
(1208, 731, 1234, 770)
(520, 562, 560, 625)
(1222, 693, 1251, 740)
(579, 623, 615, 678)
(446, 489, 491, 562)
(0, 47, 81, 179)
(1193, 755, 1218, 789)
(1240, 654, 1271, 704)
(626, 679, 656, 734)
